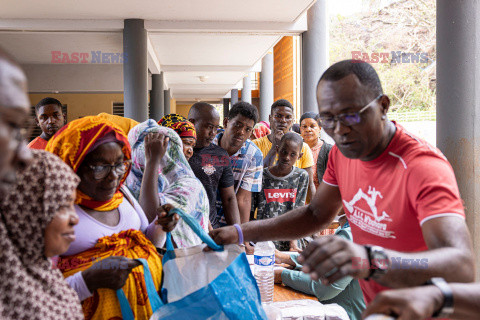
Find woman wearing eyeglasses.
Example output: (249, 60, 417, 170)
(45, 116, 177, 320)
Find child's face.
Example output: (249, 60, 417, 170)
(276, 139, 302, 169)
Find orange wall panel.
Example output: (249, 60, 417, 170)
(274, 36, 294, 104)
(176, 104, 191, 118)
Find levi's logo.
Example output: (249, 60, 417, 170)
(264, 189, 297, 203)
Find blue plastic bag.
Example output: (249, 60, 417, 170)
(116, 258, 163, 320)
(118, 208, 267, 320)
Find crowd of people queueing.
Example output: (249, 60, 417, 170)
(2, 45, 480, 320)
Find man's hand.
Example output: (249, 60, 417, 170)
(209, 225, 239, 245)
(275, 250, 295, 267)
(289, 240, 302, 253)
(297, 235, 370, 285)
(362, 285, 444, 320)
(82, 256, 141, 292)
(244, 242, 255, 255)
(272, 129, 284, 146)
(274, 268, 283, 284)
(145, 132, 169, 164)
(156, 203, 179, 232)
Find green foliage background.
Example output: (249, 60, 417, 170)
(329, 0, 436, 112)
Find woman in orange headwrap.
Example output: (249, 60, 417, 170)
(46, 116, 177, 320)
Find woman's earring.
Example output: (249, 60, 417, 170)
(381, 115, 386, 120)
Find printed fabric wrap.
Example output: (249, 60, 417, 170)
(97, 112, 140, 135)
(126, 119, 210, 248)
(158, 114, 197, 139)
(45, 115, 132, 211)
(58, 229, 162, 320)
(0, 150, 83, 320)
(157, 113, 187, 127)
(253, 122, 271, 139)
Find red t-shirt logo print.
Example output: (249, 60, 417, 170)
(264, 189, 297, 203)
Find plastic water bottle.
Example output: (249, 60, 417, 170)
(254, 241, 275, 304)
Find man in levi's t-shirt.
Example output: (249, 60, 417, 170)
(209, 60, 474, 311)
(253, 132, 308, 251)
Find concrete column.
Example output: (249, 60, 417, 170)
(231, 89, 239, 105)
(260, 53, 274, 122)
(150, 72, 165, 120)
(164, 88, 171, 115)
(123, 19, 148, 121)
(301, 0, 329, 114)
(437, 0, 480, 277)
(242, 74, 252, 103)
(223, 98, 230, 119)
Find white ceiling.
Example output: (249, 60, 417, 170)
(150, 34, 280, 66)
(0, 0, 315, 102)
(1, 0, 313, 22)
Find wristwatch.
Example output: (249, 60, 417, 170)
(364, 245, 390, 280)
(424, 277, 454, 318)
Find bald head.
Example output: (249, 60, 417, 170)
(187, 102, 220, 148)
(188, 102, 219, 121)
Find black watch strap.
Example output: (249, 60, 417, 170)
(425, 277, 454, 318)
(364, 245, 375, 280)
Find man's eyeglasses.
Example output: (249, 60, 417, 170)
(86, 160, 131, 180)
(319, 95, 383, 129)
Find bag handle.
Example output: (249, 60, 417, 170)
(166, 208, 223, 252)
(116, 258, 164, 320)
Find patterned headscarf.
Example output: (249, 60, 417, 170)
(259, 120, 270, 129)
(126, 120, 209, 248)
(253, 122, 271, 139)
(45, 116, 131, 211)
(157, 113, 187, 127)
(163, 120, 196, 140)
(0, 150, 83, 320)
(97, 112, 140, 135)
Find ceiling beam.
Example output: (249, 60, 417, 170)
(162, 65, 253, 72)
(175, 93, 227, 100)
(0, 19, 124, 32)
(146, 17, 307, 35)
(147, 36, 162, 76)
(0, 16, 307, 34)
(169, 84, 234, 90)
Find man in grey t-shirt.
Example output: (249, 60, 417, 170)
(253, 132, 308, 250)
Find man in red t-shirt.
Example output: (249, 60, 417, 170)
(210, 60, 474, 310)
(28, 97, 66, 150)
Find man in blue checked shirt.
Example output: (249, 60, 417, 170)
(213, 102, 263, 251)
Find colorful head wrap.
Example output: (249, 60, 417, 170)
(165, 120, 196, 140)
(158, 113, 196, 140)
(259, 120, 270, 129)
(97, 112, 139, 135)
(158, 113, 187, 127)
(45, 116, 131, 211)
(126, 120, 209, 248)
(253, 122, 271, 139)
